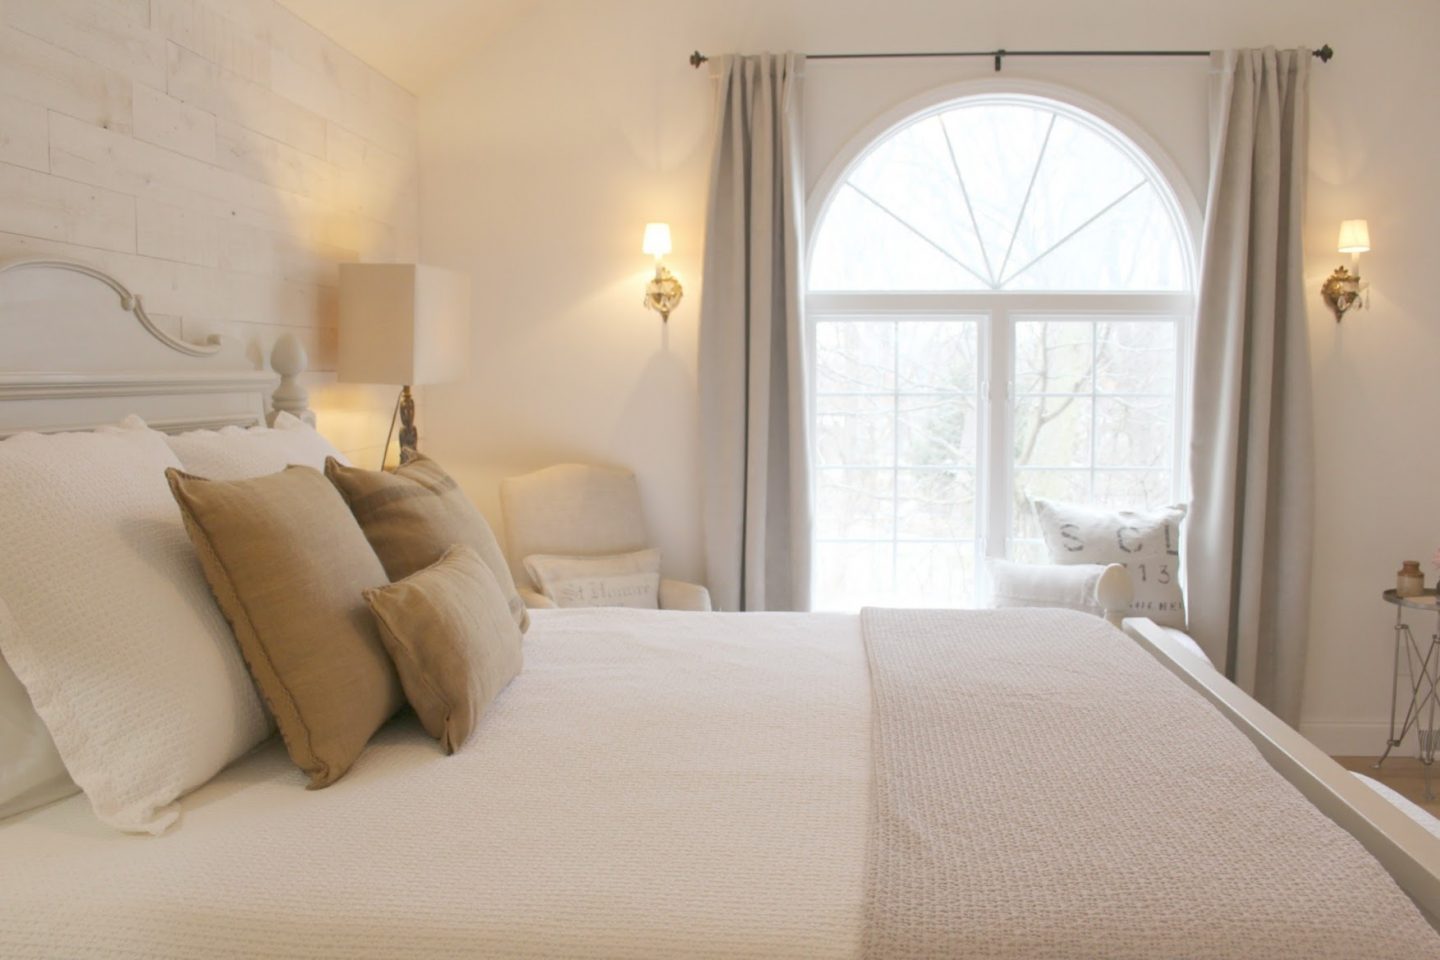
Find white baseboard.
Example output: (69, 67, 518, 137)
(1301, 718, 1426, 757)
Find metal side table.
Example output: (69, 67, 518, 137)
(1377, 588, 1440, 801)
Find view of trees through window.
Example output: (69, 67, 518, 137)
(809, 95, 1191, 610)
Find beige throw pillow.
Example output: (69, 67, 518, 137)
(325, 456, 529, 633)
(524, 549, 662, 609)
(167, 466, 403, 788)
(364, 545, 523, 754)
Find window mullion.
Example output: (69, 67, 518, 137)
(984, 306, 1012, 572)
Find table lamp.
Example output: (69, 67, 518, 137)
(338, 263, 470, 466)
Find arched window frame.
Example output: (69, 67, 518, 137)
(805, 80, 1201, 611)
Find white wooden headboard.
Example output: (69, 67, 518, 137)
(0, 258, 312, 437)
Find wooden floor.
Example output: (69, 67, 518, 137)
(1334, 756, 1440, 817)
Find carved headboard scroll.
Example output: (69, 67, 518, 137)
(0, 258, 310, 437)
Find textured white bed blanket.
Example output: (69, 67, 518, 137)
(860, 608, 1440, 959)
(0, 611, 871, 959)
(0, 608, 1437, 959)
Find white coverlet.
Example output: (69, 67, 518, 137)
(0, 610, 871, 960)
(1, 609, 1437, 958)
(860, 608, 1438, 958)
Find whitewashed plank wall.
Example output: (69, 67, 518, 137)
(0, 0, 419, 463)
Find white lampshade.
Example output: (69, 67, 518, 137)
(337, 263, 470, 386)
(1337, 219, 1371, 254)
(642, 222, 672, 258)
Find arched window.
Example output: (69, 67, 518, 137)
(809, 93, 1194, 611)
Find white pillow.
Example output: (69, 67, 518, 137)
(0, 637, 75, 820)
(524, 549, 662, 609)
(164, 411, 348, 480)
(1031, 499, 1187, 629)
(0, 417, 270, 833)
(987, 559, 1125, 620)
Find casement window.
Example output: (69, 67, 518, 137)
(808, 94, 1193, 610)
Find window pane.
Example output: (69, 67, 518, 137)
(1095, 320, 1175, 394)
(846, 117, 990, 282)
(1092, 470, 1173, 511)
(814, 542, 894, 611)
(812, 100, 1188, 293)
(1013, 396, 1093, 468)
(816, 468, 893, 539)
(815, 320, 894, 393)
(815, 395, 894, 466)
(897, 469, 975, 539)
(897, 320, 978, 392)
(1015, 320, 1093, 395)
(893, 542, 974, 608)
(899, 396, 977, 467)
(1094, 396, 1172, 468)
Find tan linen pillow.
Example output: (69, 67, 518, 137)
(325, 456, 529, 633)
(363, 545, 523, 754)
(167, 465, 403, 788)
(524, 548, 662, 609)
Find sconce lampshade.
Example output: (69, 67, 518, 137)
(1337, 219, 1371, 254)
(337, 263, 470, 387)
(642, 222, 673, 258)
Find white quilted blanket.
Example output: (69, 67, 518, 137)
(0, 611, 871, 959)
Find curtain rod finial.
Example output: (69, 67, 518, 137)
(1314, 44, 1334, 62)
(690, 50, 708, 68)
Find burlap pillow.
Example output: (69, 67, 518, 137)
(167, 465, 403, 788)
(325, 456, 529, 632)
(364, 545, 523, 754)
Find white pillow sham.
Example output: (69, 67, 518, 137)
(1031, 499, 1187, 629)
(0, 417, 270, 833)
(524, 549, 662, 609)
(164, 411, 348, 480)
(0, 637, 75, 821)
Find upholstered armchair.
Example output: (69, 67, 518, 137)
(499, 464, 712, 612)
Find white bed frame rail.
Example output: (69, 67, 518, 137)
(0, 257, 311, 435)
(1126, 617, 1440, 929)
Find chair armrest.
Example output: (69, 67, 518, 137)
(660, 579, 712, 612)
(519, 588, 557, 610)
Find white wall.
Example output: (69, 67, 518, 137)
(421, 0, 1435, 753)
(0, 0, 420, 462)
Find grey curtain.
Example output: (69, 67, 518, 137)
(698, 53, 812, 612)
(1187, 48, 1313, 725)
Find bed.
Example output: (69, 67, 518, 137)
(2, 259, 1439, 959)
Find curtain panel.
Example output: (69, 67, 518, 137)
(698, 52, 812, 612)
(1187, 48, 1314, 725)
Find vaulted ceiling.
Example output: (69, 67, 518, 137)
(275, 0, 535, 93)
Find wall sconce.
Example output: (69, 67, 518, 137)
(641, 222, 683, 322)
(1321, 219, 1370, 321)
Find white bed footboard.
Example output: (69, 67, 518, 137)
(1125, 617, 1440, 930)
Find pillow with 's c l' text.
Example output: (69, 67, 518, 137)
(1031, 499, 1186, 629)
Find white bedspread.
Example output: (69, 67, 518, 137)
(0, 611, 871, 959)
(0, 609, 1436, 959)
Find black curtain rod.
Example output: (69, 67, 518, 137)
(689, 44, 1334, 71)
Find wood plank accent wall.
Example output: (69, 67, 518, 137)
(0, 0, 419, 463)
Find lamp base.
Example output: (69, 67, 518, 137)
(1321, 264, 1365, 321)
(398, 384, 418, 463)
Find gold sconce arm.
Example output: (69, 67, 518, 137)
(643, 263, 684, 322)
(1321, 264, 1365, 321)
